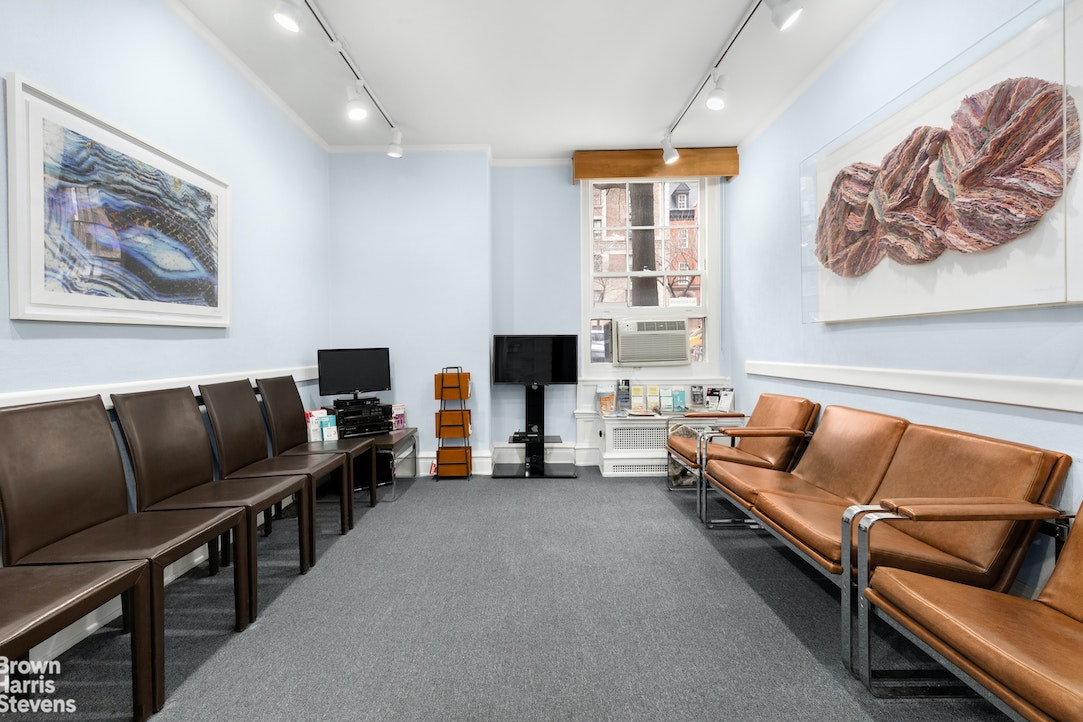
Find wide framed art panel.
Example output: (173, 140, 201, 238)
(5, 74, 231, 327)
(800, 1, 1080, 323)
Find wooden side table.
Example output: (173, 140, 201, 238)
(363, 427, 418, 503)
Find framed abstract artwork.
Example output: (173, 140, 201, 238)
(5, 74, 231, 327)
(799, 2, 1081, 322)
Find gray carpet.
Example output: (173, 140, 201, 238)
(17, 470, 1005, 721)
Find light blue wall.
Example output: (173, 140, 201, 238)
(11, 0, 1074, 527)
(725, 0, 1082, 527)
(490, 164, 581, 443)
(0, 0, 331, 391)
(327, 150, 493, 453)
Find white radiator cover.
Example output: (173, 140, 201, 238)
(601, 420, 671, 477)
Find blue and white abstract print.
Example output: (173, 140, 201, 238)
(41, 119, 219, 308)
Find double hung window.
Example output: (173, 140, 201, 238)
(583, 178, 717, 370)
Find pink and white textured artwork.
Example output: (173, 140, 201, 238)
(816, 77, 1081, 278)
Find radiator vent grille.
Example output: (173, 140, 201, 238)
(612, 426, 668, 450)
(612, 462, 667, 475)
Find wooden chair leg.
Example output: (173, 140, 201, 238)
(297, 489, 311, 575)
(150, 563, 166, 711)
(220, 530, 232, 568)
(339, 468, 351, 534)
(232, 515, 251, 631)
(307, 479, 318, 568)
(208, 537, 221, 576)
(246, 509, 260, 624)
(120, 586, 132, 634)
(369, 448, 378, 508)
(128, 568, 154, 722)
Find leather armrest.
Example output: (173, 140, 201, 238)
(683, 411, 746, 418)
(884, 499, 1063, 522)
(879, 496, 1025, 511)
(720, 427, 807, 438)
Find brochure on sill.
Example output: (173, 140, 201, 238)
(596, 383, 693, 417)
(595, 382, 706, 417)
(704, 387, 735, 412)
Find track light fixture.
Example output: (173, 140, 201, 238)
(764, 0, 803, 31)
(705, 71, 727, 111)
(272, 0, 303, 33)
(272, 0, 401, 143)
(661, 133, 680, 165)
(387, 129, 404, 158)
(345, 85, 367, 121)
(669, 0, 806, 147)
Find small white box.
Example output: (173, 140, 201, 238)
(305, 409, 328, 442)
(320, 415, 338, 441)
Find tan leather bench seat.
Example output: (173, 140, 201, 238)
(704, 460, 856, 510)
(705, 405, 908, 511)
(755, 491, 1006, 584)
(700, 403, 1071, 679)
(867, 564, 1083, 721)
(667, 434, 779, 471)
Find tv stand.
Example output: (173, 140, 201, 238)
(492, 384, 576, 479)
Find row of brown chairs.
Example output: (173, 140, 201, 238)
(0, 376, 372, 720)
(668, 392, 1081, 720)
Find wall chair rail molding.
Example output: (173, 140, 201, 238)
(0, 366, 317, 410)
(6, 74, 231, 327)
(746, 361, 1083, 414)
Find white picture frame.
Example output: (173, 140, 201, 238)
(6, 74, 231, 327)
(799, 4, 1080, 323)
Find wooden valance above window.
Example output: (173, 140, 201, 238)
(571, 147, 739, 182)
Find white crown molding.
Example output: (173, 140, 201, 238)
(491, 157, 573, 168)
(168, 0, 331, 152)
(328, 143, 493, 157)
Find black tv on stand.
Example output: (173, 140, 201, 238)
(491, 334, 578, 479)
(317, 347, 392, 400)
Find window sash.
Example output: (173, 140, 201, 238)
(581, 177, 720, 378)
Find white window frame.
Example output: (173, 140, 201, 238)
(579, 177, 722, 382)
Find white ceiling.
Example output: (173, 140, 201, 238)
(173, 0, 887, 160)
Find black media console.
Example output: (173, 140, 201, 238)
(491, 384, 577, 479)
(329, 397, 393, 437)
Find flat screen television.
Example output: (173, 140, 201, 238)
(492, 334, 578, 385)
(317, 347, 391, 397)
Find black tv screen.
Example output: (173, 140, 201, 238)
(317, 348, 391, 397)
(492, 335, 578, 385)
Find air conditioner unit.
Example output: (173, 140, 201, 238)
(615, 319, 690, 366)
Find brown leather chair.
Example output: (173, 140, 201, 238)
(199, 380, 351, 566)
(0, 561, 153, 722)
(665, 393, 820, 522)
(112, 386, 311, 622)
(861, 501, 1081, 719)
(0, 396, 250, 712)
(256, 375, 378, 507)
